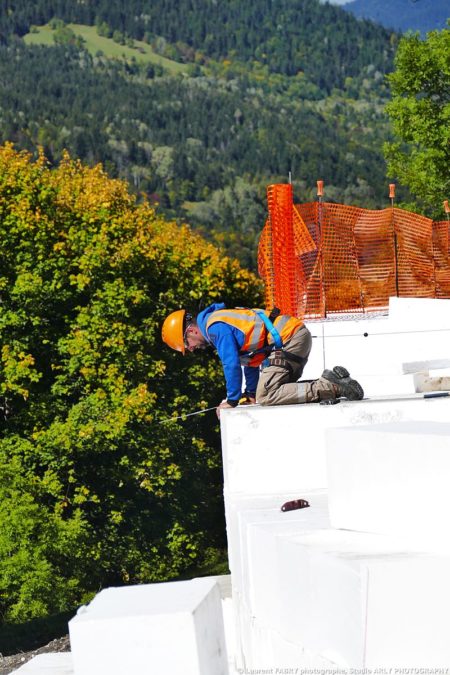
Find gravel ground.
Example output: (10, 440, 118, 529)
(0, 635, 70, 675)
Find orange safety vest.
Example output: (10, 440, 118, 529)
(205, 308, 303, 366)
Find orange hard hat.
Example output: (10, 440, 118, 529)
(162, 309, 186, 354)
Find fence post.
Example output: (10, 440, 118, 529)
(389, 183, 400, 297)
(317, 180, 326, 317)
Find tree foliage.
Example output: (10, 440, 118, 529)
(0, 144, 263, 623)
(384, 26, 450, 217)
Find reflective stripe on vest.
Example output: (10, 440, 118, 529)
(206, 309, 266, 354)
(272, 314, 304, 342)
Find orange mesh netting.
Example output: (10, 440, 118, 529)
(257, 184, 450, 318)
(258, 184, 316, 317)
(432, 221, 450, 298)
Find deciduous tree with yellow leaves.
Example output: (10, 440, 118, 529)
(0, 144, 263, 623)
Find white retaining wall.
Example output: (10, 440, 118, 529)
(221, 395, 450, 496)
(221, 297, 450, 670)
(302, 296, 450, 386)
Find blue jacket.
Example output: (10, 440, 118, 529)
(197, 303, 259, 402)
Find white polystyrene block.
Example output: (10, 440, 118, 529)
(224, 491, 327, 597)
(268, 624, 339, 670)
(69, 578, 227, 675)
(356, 373, 417, 396)
(301, 297, 450, 379)
(226, 492, 329, 670)
(233, 590, 338, 671)
(389, 296, 450, 328)
(305, 314, 394, 377)
(223, 494, 290, 672)
(221, 597, 236, 673)
(224, 493, 277, 583)
(403, 359, 450, 374)
(10, 654, 73, 674)
(276, 529, 450, 667)
(231, 589, 252, 672)
(327, 421, 450, 546)
(243, 493, 329, 628)
(220, 404, 327, 494)
(220, 395, 450, 496)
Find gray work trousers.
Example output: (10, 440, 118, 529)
(256, 325, 337, 406)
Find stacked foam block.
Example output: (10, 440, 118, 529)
(221, 398, 450, 669)
(67, 579, 229, 675)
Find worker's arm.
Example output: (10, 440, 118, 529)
(243, 365, 259, 400)
(207, 323, 243, 406)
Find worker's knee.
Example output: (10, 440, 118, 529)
(256, 365, 287, 404)
(257, 381, 308, 406)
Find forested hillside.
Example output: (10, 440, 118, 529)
(0, 0, 396, 87)
(0, 0, 398, 267)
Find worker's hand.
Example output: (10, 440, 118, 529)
(216, 400, 235, 418)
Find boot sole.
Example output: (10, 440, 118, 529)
(322, 366, 364, 400)
(322, 365, 350, 382)
(338, 379, 364, 400)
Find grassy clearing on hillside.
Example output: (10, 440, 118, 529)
(23, 23, 188, 75)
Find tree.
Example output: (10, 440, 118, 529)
(0, 144, 263, 623)
(384, 26, 450, 217)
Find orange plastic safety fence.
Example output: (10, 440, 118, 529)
(354, 206, 396, 309)
(295, 201, 323, 317)
(258, 184, 308, 317)
(394, 208, 435, 298)
(321, 203, 364, 313)
(433, 221, 450, 298)
(258, 185, 450, 318)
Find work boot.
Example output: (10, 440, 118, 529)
(322, 365, 364, 400)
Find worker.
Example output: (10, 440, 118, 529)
(161, 303, 364, 415)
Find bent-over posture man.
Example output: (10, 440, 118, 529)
(161, 303, 363, 415)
